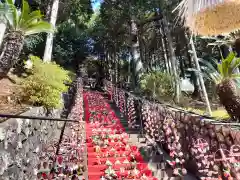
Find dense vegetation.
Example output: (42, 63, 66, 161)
(20, 55, 71, 109)
(0, 0, 93, 110)
(0, 0, 240, 121)
(87, 0, 232, 119)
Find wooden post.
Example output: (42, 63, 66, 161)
(190, 37, 212, 115)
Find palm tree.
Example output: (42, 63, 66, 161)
(174, 0, 240, 120)
(0, 0, 53, 78)
(194, 52, 240, 121)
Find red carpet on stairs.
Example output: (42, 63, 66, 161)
(84, 91, 157, 180)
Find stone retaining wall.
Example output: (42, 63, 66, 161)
(0, 107, 63, 180)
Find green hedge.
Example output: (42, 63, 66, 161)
(140, 71, 174, 100)
(20, 55, 72, 109)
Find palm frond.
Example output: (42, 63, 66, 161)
(1, 0, 53, 35)
(222, 52, 236, 76)
(186, 66, 221, 84)
(18, 0, 30, 27)
(24, 21, 54, 36)
(4, 0, 18, 30)
(231, 57, 240, 74)
(198, 58, 217, 72)
(20, 10, 43, 30)
(188, 52, 240, 85)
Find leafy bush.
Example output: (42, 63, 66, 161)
(140, 71, 174, 100)
(20, 55, 71, 109)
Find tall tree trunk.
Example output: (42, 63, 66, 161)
(105, 50, 108, 78)
(113, 46, 117, 85)
(115, 51, 118, 86)
(138, 25, 145, 69)
(159, 24, 171, 74)
(109, 51, 113, 82)
(128, 51, 131, 83)
(175, 32, 185, 78)
(130, 20, 142, 88)
(43, 0, 59, 62)
(107, 51, 112, 81)
(184, 32, 200, 99)
(44, 0, 53, 20)
(161, 18, 180, 103)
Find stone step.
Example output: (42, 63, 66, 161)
(104, 95, 198, 180)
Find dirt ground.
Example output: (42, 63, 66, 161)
(0, 77, 29, 122)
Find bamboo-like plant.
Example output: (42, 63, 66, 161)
(0, 0, 54, 77)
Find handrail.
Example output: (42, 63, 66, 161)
(0, 113, 81, 123)
(113, 85, 229, 122)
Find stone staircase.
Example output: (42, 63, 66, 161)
(107, 98, 198, 180)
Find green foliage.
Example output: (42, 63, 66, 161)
(51, 0, 92, 68)
(1, 0, 53, 35)
(187, 52, 240, 86)
(24, 34, 44, 52)
(57, 0, 93, 24)
(217, 52, 240, 80)
(53, 21, 90, 67)
(140, 71, 174, 100)
(22, 0, 93, 70)
(20, 55, 71, 109)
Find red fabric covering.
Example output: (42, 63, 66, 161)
(84, 92, 155, 180)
